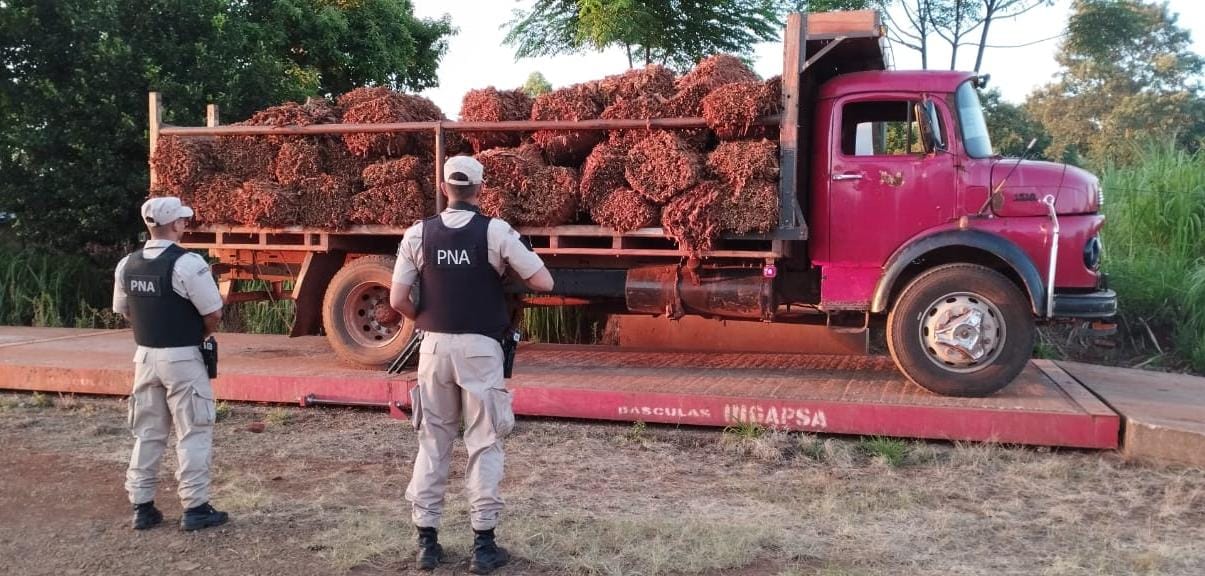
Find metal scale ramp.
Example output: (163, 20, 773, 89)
(0, 327, 1119, 449)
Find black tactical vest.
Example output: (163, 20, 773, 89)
(415, 212, 510, 339)
(123, 244, 206, 348)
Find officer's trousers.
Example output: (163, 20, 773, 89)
(125, 347, 216, 509)
(406, 332, 515, 531)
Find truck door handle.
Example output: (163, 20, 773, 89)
(831, 172, 863, 181)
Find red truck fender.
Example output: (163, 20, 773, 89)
(870, 229, 1045, 316)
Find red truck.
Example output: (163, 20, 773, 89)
(157, 10, 1115, 397)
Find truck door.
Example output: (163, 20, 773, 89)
(825, 96, 957, 265)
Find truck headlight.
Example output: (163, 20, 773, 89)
(1084, 236, 1102, 270)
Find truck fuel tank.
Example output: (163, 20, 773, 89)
(625, 265, 776, 321)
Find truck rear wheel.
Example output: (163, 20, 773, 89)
(322, 255, 415, 368)
(886, 263, 1034, 397)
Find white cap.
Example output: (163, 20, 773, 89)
(141, 196, 195, 226)
(444, 155, 484, 185)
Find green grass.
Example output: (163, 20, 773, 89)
(723, 420, 766, 440)
(0, 244, 114, 328)
(223, 280, 295, 335)
(624, 420, 648, 443)
(1100, 145, 1205, 371)
(28, 391, 52, 409)
(522, 306, 602, 344)
(797, 434, 827, 461)
(215, 401, 232, 422)
(858, 436, 910, 467)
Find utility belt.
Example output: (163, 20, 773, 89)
(388, 329, 519, 377)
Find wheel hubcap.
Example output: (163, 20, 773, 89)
(919, 292, 1006, 372)
(343, 282, 403, 349)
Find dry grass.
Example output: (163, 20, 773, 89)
(265, 407, 293, 426)
(28, 391, 52, 409)
(212, 470, 273, 515)
(0, 395, 20, 411)
(508, 514, 779, 575)
(313, 510, 414, 570)
(2, 395, 1204, 575)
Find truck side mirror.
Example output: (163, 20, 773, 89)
(921, 99, 946, 153)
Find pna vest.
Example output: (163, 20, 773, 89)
(415, 213, 509, 339)
(123, 244, 205, 347)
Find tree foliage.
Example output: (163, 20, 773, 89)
(523, 72, 554, 97)
(505, 1, 875, 70)
(0, 0, 453, 250)
(1024, 0, 1203, 166)
(980, 88, 1050, 158)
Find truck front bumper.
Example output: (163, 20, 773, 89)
(1052, 289, 1117, 319)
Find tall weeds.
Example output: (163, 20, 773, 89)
(1100, 145, 1205, 371)
(0, 244, 115, 328)
(523, 306, 601, 344)
(224, 280, 295, 335)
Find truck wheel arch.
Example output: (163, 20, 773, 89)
(871, 229, 1045, 316)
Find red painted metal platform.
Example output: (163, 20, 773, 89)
(0, 327, 1119, 449)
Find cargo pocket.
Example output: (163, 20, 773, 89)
(190, 384, 216, 427)
(408, 385, 423, 431)
(487, 387, 515, 438)
(464, 338, 504, 385)
(126, 395, 136, 430)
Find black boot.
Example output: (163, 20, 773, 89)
(469, 528, 510, 575)
(415, 526, 444, 571)
(180, 502, 229, 531)
(132, 501, 163, 530)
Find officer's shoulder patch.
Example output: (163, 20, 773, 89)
(196, 266, 212, 276)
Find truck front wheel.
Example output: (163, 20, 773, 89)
(322, 255, 415, 368)
(886, 263, 1034, 397)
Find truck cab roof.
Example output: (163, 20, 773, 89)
(819, 70, 978, 98)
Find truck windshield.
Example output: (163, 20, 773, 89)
(956, 81, 993, 158)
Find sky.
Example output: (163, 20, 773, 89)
(411, 0, 1205, 119)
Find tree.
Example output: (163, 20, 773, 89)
(523, 72, 553, 97)
(979, 88, 1049, 158)
(929, 0, 980, 70)
(505, 1, 875, 70)
(0, 0, 453, 250)
(1025, 0, 1204, 165)
(884, 0, 1053, 71)
(884, 0, 941, 69)
(970, 0, 1050, 72)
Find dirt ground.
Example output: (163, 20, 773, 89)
(1, 392, 1203, 576)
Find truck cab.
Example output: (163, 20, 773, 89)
(804, 69, 1114, 394)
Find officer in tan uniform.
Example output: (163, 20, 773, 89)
(390, 156, 554, 574)
(112, 197, 228, 531)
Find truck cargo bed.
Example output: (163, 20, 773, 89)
(183, 224, 790, 259)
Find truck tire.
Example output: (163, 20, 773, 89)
(886, 263, 1034, 397)
(322, 255, 415, 368)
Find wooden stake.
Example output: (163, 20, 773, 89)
(778, 14, 806, 235)
(148, 92, 162, 188)
(434, 122, 446, 214)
